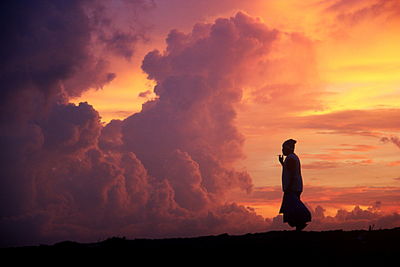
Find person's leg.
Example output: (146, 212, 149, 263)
(294, 191, 308, 231)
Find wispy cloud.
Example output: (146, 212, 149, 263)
(294, 109, 400, 134)
(380, 136, 400, 149)
(302, 161, 339, 169)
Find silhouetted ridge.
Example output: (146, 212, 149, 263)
(9, 228, 399, 265)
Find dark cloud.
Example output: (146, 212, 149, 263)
(0, 0, 152, 246)
(41, 102, 101, 152)
(0, 0, 150, 120)
(0, 10, 279, 246)
(88, 0, 153, 60)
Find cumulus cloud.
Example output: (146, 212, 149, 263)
(0, 0, 150, 245)
(0, 0, 152, 127)
(307, 205, 400, 231)
(123, 11, 280, 198)
(87, 0, 154, 60)
(268, 203, 400, 231)
(4, 1, 396, 247)
(0, 9, 281, 246)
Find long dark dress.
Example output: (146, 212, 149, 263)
(279, 191, 311, 227)
(279, 153, 311, 227)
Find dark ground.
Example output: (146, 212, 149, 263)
(3, 228, 400, 265)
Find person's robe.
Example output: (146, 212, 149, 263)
(279, 153, 311, 226)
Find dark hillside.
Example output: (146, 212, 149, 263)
(5, 228, 400, 265)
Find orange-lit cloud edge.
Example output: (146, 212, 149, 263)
(73, 0, 400, 222)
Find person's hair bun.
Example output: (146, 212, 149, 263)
(283, 139, 297, 148)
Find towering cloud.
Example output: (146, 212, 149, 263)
(0, 0, 151, 245)
(2, 1, 398, 247)
(1, 7, 280, 246)
(110, 10, 280, 236)
(124, 11, 279, 196)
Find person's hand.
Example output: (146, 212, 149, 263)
(278, 154, 284, 166)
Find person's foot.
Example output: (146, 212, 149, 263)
(295, 223, 307, 231)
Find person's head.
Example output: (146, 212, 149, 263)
(282, 139, 296, 156)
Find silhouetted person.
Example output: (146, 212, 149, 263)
(278, 139, 311, 231)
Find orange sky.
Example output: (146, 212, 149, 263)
(72, 0, 400, 218)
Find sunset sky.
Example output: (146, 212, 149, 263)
(1, 0, 399, 246)
(73, 0, 400, 217)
